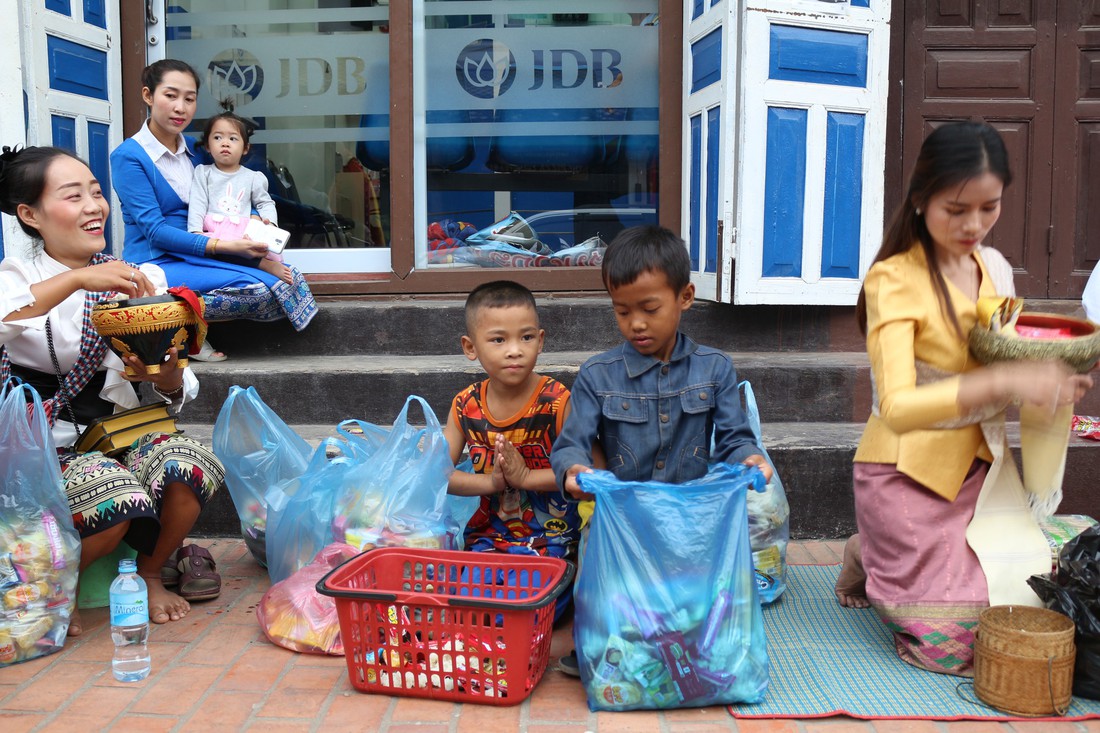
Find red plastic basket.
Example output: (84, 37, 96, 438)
(316, 547, 574, 706)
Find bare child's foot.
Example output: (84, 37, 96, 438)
(494, 434, 531, 489)
(141, 575, 190, 624)
(259, 257, 293, 284)
(835, 534, 869, 608)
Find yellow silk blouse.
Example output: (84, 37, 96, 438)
(854, 245, 1010, 501)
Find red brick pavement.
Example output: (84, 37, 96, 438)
(2, 539, 1097, 733)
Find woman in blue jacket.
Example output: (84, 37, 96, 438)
(110, 59, 317, 359)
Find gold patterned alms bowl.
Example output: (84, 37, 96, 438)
(969, 312, 1100, 374)
(91, 294, 207, 375)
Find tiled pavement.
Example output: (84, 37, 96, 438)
(2, 539, 1098, 733)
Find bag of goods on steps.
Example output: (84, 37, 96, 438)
(213, 386, 313, 567)
(573, 463, 770, 711)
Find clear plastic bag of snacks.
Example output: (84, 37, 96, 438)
(257, 543, 360, 655)
(0, 381, 81, 665)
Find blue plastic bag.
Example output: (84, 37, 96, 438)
(0, 381, 81, 664)
(739, 381, 791, 604)
(574, 463, 770, 710)
(267, 434, 374, 584)
(212, 386, 313, 566)
(336, 396, 465, 550)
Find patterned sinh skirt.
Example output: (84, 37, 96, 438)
(60, 432, 224, 556)
(201, 269, 317, 332)
(853, 459, 990, 677)
(152, 254, 318, 332)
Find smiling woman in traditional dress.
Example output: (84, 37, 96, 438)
(834, 121, 1092, 676)
(0, 146, 224, 635)
(110, 59, 317, 361)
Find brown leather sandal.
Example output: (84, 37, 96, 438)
(161, 547, 181, 588)
(177, 544, 221, 601)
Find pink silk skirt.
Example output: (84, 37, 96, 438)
(853, 459, 990, 676)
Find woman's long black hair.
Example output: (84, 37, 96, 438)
(855, 121, 1012, 338)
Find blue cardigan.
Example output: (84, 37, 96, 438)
(110, 137, 281, 293)
(110, 137, 209, 262)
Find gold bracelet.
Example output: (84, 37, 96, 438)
(153, 382, 185, 401)
(210, 238, 219, 254)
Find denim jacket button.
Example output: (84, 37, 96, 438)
(661, 365, 669, 375)
(699, 392, 708, 400)
(656, 460, 665, 469)
(660, 414, 669, 423)
(621, 401, 630, 410)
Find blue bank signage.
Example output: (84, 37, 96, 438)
(175, 26, 656, 121)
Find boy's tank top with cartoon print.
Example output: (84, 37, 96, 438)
(453, 375, 580, 558)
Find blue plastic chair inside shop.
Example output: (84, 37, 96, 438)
(355, 109, 478, 172)
(486, 107, 606, 173)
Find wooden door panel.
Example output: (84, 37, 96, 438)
(903, 1, 1056, 297)
(987, 121, 1037, 268)
(987, 2, 1035, 27)
(923, 49, 1033, 98)
(1050, 2, 1100, 296)
(927, 1, 971, 27)
(1080, 126, 1100, 275)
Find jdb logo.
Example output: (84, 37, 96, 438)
(456, 39, 517, 99)
(457, 39, 624, 99)
(207, 49, 265, 108)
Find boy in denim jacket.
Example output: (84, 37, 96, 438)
(552, 224, 772, 499)
(550, 225, 772, 676)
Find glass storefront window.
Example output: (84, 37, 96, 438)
(165, 1, 390, 273)
(418, 2, 660, 269)
(163, 1, 661, 276)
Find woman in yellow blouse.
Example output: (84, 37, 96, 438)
(835, 122, 1092, 676)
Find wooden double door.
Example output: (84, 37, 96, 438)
(896, 1, 1100, 298)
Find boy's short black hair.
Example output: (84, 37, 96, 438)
(465, 280, 538, 333)
(602, 225, 691, 293)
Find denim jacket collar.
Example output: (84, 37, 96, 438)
(621, 332, 699, 378)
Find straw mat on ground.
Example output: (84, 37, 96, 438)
(728, 563, 1100, 721)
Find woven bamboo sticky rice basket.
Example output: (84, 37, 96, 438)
(974, 605, 1076, 716)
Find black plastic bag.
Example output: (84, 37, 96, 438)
(1028, 523, 1100, 700)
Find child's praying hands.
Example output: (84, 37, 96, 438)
(489, 453, 507, 495)
(495, 433, 532, 490)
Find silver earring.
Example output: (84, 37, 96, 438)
(915, 207, 922, 216)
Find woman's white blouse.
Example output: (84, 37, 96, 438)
(0, 251, 199, 446)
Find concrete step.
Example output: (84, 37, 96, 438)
(178, 295, 1097, 542)
(180, 419, 1100, 541)
(183, 351, 875, 425)
(184, 349, 1100, 427)
(204, 297, 1089, 358)
(203, 298, 867, 357)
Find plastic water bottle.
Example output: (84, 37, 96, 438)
(109, 558, 150, 682)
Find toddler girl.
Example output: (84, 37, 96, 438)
(187, 111, 291, 283)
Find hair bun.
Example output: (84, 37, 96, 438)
(0, 145, 23, 215)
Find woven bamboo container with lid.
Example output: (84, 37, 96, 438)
(974, 605, 1076, 716)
